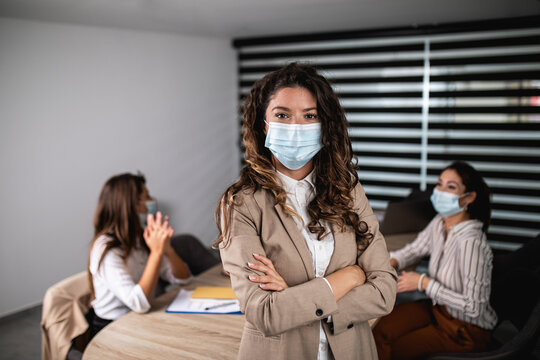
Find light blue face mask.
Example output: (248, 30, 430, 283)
(264, 121, 323, 170)
(138, 199, 158, 227)
(430, 188, 469, 217)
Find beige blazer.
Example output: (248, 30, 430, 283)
(220, 182, 398, 360)
(41, 271, 92, 360)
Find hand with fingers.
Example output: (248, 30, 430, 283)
(397, 270, 429, 293)
(247, 253, 289, 291)
(143, 211, 174, 255)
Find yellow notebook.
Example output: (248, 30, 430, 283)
(189, 286, 237, 300)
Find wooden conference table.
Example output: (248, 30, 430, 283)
(83, 265, 245, 360)
(83, 234, 411, 360)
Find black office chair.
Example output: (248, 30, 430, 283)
(154, 233, 221, 296)
(426, 237, 540, 360)
(169, 233, 220, 276)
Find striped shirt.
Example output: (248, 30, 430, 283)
(390, 215, 498, 330)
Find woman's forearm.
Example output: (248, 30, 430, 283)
(164, 246, 191, 279)
(325, 265, 366, 301)
(138, 250, 164, 301)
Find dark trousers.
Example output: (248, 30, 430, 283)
(372, 300, 491, 360)
(67, 308, 112, 360)
(88, 308, 113, 341)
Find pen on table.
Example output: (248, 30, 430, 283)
(204, 301, 237, 311)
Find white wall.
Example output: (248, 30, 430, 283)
(0, 18, 238, 317)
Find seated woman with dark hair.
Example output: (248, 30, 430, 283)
(373, 161, 498, 360)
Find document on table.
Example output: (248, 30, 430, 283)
(190, 286, 236, 300)
(166, 289, 242, 315)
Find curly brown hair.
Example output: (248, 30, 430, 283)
(214, 63, 372, 249)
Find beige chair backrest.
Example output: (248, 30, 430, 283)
(41, 271, 92, 360)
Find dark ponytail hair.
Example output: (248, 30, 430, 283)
(444, 161, 491, 232)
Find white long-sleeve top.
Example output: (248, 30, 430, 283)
(277, 170, 335, 360)
(390, 215, 497, 330)
(90, 234, 192, 320)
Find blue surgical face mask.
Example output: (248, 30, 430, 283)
(430, 188, 469, 217)
(139, 200, 158, 227)
(264, 121, 323, 170)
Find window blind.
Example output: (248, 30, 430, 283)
(234, 16, 540, 251)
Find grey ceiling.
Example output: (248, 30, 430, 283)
(1, 0, 539, 38)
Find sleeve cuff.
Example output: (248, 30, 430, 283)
(171, 274, 193, 285)
(425, 278, 440, 301)
(389, 251, 403, 270)
(244, 276, 338, 336)
(322, 277, 334, 295)
(131, 284, 151, 313)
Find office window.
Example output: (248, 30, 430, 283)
(234, 16, 540, 251)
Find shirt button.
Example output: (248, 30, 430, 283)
(316, 309, 323, 316)
(320, 343, 328, 351)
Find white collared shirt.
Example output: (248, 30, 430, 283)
(277, 170, 335, 360)
(90, 234, 192, 320)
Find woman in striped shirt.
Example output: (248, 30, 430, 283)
(373, 161, 497, 360)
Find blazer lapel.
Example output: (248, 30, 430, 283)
(274, 204, 315, 279)
(326, 222, 356, 275)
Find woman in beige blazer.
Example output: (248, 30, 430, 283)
(215, 63, 397, 360)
